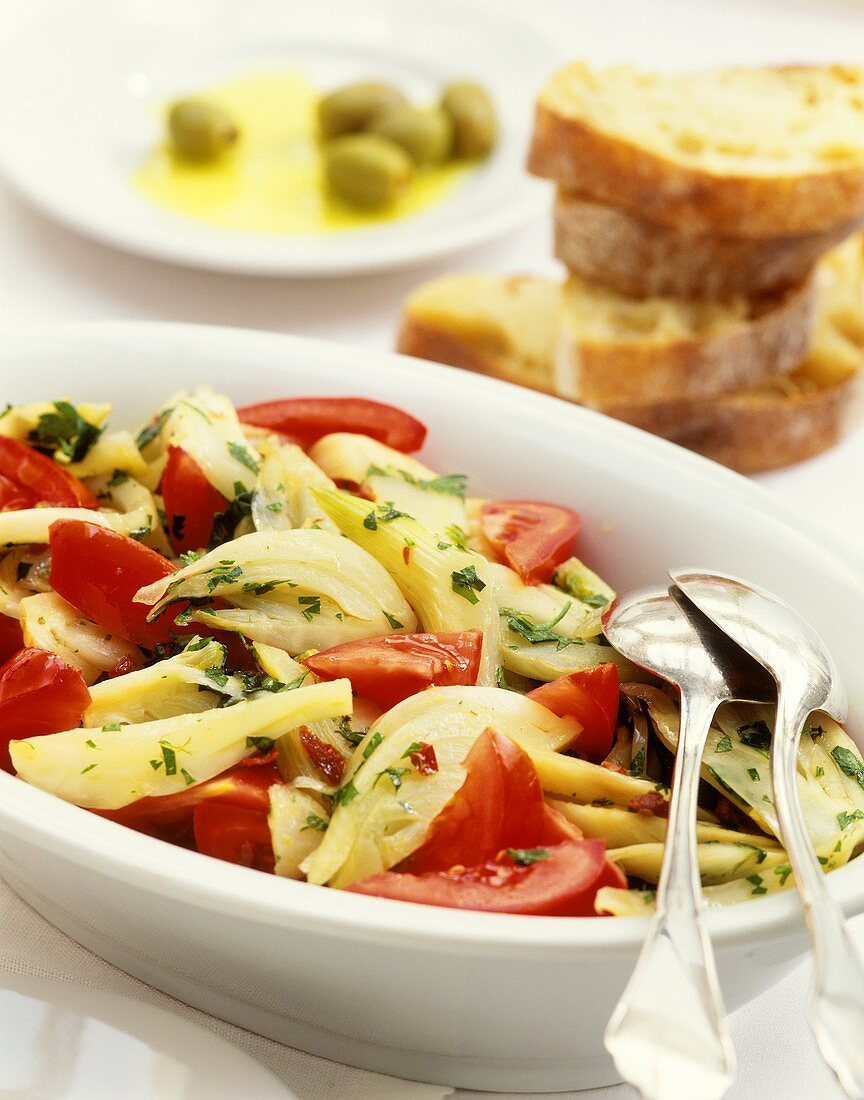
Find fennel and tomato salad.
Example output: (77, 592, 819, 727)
(1, 391, 863, 917)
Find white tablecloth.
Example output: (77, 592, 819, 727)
(3, 1, 864, 1096)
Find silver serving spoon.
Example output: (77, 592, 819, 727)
(602, 585, 775, 1100)
(671, 568, 864, 1100)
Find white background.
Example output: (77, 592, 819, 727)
(2, 1, 864, 1097)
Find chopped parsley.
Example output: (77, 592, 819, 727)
(362, 732, 384, 760)
(208, 486, 254, 549)
(451, 565, 486, 605)
(299, 595, 321, 621)
(363, 504, 408, 531)
(227, 440, 260, 474)
(136, 407, 173, 449)
(30, 401, 103, 462)
(747, 767, 760, 782)
(383, 611, 403, 629)
(396, 470, 467, 498)
(500, 603, 577, 650)
(107, 468, 129, 489)
(747, 873, 767, 896)
(179, 550, 203, 567)
(774, 864, 793, 886)
(246, 736, 275, 753)
(831, 746, 864, 791)
(180, 768, 196, 786)
(101, 723, 121, 733)
(337, 717, 366, 747)
(206, 563, 243, 592)
(506, 847, 550, 866)
(837, 809, 864, 830)
(158, 742, 177, 776)
(241, 579, 291, 595)
(376, 766, 408, 791)
(629, 748, 646, 777)
(80, 763, 98, 775)
(715, 735, 732, 754)
(302, 813, 329, 833)
(332, 779, 359, 807)
(204, 666, 229, 688)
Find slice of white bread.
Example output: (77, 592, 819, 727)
(554, 190, 862, 299)
(528, 63, 864, 237)
(557, 272, 815, 408)
(396, 238, 864, 473)
(396, 275, 562, 396)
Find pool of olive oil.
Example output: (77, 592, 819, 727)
(133, 72, 468, 233)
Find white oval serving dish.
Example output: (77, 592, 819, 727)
(1, 322, 863, 1093)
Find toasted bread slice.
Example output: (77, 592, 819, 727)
(554, 191, 861, 299)
(556, 273, 815, 408)
(528, 63, 864, 237)
(396, 239, 864, 473)
(397, 274, 561, 395)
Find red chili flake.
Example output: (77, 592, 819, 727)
(628, 791, 670, 818)
(402, 545, 411, 565)
(299, 726, 346, 785)
(409, 742, 438, 775)
(107, 653, 141, 678)
(334, 478, 375, 502)
(600, 760, 628, 775)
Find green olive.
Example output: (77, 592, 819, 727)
(167, 99, 239, 162)
(317, 82, 408, 140)
(324, 134, 413, 208)
(369, 105, 453, 167)
(440, 81, 498, 158)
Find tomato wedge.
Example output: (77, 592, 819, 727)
(102, 759, 280, 850)
(0, 648, 91, 773)
(194, 801, 276, 872)
(303, 631, 482, 711)
(0, 616, 25, 666)
(0, 437, 97, 510)
(528, 664, 620, 762)
(480, 500, 580, 584)
(404, 727, 578, 874)
(348, 839, 626, 916)
(161, 446, 229, 555)
(49, 520, 177, 649)
(237, 397, 427, 453)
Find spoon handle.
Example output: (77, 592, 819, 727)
(605, 690, 735, 1100)
(772, 691, 864, 1099)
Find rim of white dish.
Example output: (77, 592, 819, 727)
(2, 320, 863, 958)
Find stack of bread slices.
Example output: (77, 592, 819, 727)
(399, 63, 864, 472)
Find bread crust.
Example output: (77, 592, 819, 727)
(558, 276, 817, 408)
(554, 192, 862, 299)
(623, 371, 864, 473)
(529, 102, 864, 238)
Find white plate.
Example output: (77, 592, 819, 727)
(2, 974, 294, 1100)
(3, 323, 864, 1093)
(0, 0, 553, 276)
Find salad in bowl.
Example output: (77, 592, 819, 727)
(2, 386, 863, 918)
